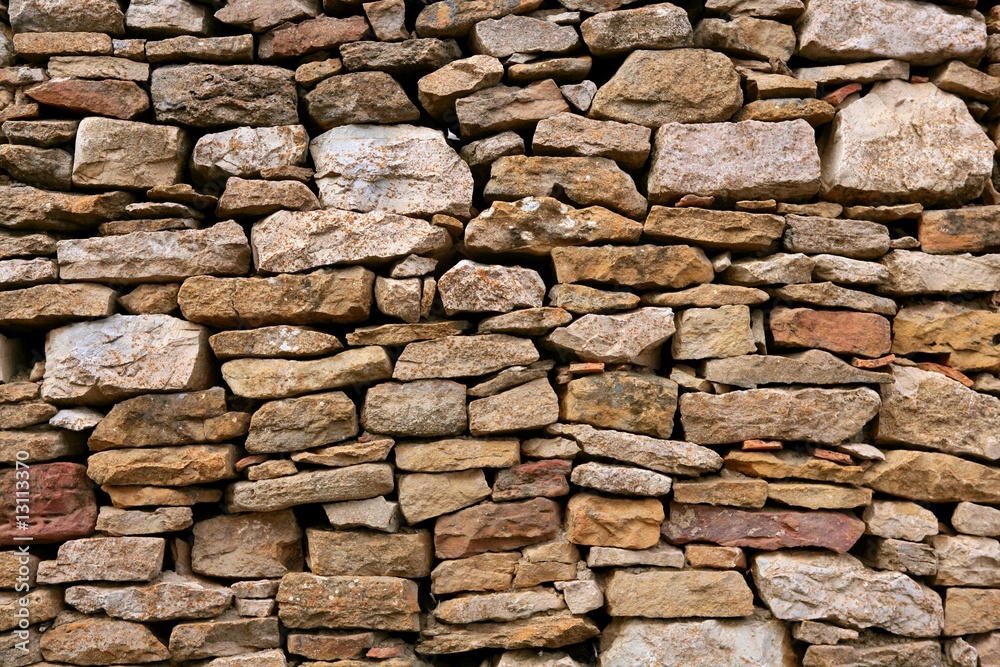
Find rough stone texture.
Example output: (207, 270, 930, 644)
(753, 551, 944, 637)
(645, 206, 785, 251)
(648, 120, 821, 203)
(770, 307, 892, 358)
(438, 260, 545, 314)
(565, 493, 663, 549)
(246, 392, 356, 453)
(191, 125, 308, 184)
(0, 462, 96, 545)
(192, 511, 303, 579)
(73, 117, 189, 189)
(864, 449, 1000, 503)
(545, 307, 676, 363)
(560, 371, 677, 438)
(226, 464, 395, 513)
(893, 301, 1000, 372)
(552, 244, 714, 290)
(821, 81, 994, 207)
(604, 569, 754, 618)
(434, 498, 561, 559)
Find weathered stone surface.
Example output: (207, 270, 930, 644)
(0, 145, 71, 191)
(532, 113, 650, 171)
(0, 185, 134, 233)
(89, 386, 248, 450)
(649, 120, 821, 203)
(590, 49, 740, 127)
(417, 54, 504, 117)
(168, 617, 281, 660)
(545, 307, 675, 363)
(0, 462, 96, 545)
(190, 125, 308, 183)
(37, 537, 164, 584)
(305, 71, 419, 129)
(437, 260, 544, 315)
(733, 98, 836, 126)
(42, 314, 211, 405)
(245, 392, 356, 454)
(251, 208, 450, 273)
(671, 305, 756, 360)
(485, 156, 647, 219)
(307, 529, 432, 578)
(435, 588, 565, 624)
(920, 205, 1000, 254)
(466, 197, 641, 257)
(96, 506, 193, 536)
(671, 476, 768, 508)
(393, 334, 537, 380)
(11, 0, 125, 33)
(930, 535, 1000, 587)
(217, 178, 320, 217)
(209, 326, 342, 360)
(821, 82, 993, 206)
(571, 462, 672, 497)
(88, 444, 238, 486)
(399, 469, 490, 523)
(27, 78, 149, 120)
(214, 0, 320, 32)
(561, 371, 676, 438)
(600, 618, 797, 667)
(953, 502, 1000, 537)
(770, 307, 891, 358)
(103, 485, 222, 509)
(802, 641, 946, 667)
(553, 244, 713, 290)
(642, 284, 769, 309)
(323, 496, 401, 533)
(797, 0, 986, 66)
(551, 422, 722, 476)
(580, 3, 691, 56)
(125, 0, 211, 36)
(663, 503, 865, 553)
(39, 617, 169, 664)
(415, 0, 543, 38)
(645, 206, 784, 251)
(71, 117, 188, 190)
(702, 350, 892, 388)
(753, 550, 944, 637)
(478, 309, 572, 336)
(945, 587, 1000, 635)
(339, 37, 462, 73)
(226, 463, 395, 512)
(431, 552, 520, 595)
(191, 510, 302, 579)
(725, 253, 814, 286)
(311, 123, 473, 218)
(468, 378, 559, 435)
(456, 80, 570, 138)
(865, 449, 1000, 503)
(893, 302, 1000, 372)
(260, 14, 369, 59)
(58, 222, 250, 284)
(179, 268, 374, 327)
(878, 250, 1000, 295)
(876, 364, 1000, 460)
(144, 33, 256, 63)
(863, 500, 939, 541)
(291, 437, 393, 468)
(470, 14, 578, 57)
(772, 283, 897, 317)
(681, 387, 881, 444)
(222, 348, 392, 400)
(565, 493, 663, 549)
(605, 569, 753, 618)
(434, 498, 561, 559)
(151, 64, 297, 127)
(418, 613, 599, 654)
(784, 215, 891, 259)
(725, 450, 866, 485)
(65, 572, 232, 621)
(277, 573, 420, 631)
(395, 437, 520, 472)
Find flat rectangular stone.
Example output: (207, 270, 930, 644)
(226, 464, 395, 512)
(57, 222, 250, 284)
(394, 437, 520, 472)
(552, 244, 714, 290)
(793, 59, 910, 84)
(0, 283, 115, 327)
(416, 613, 598, 654)
(36, 537, 164, 584)
(644, 206, 785, 251)
(277, 573, 420, 631)
(605, 569, 754, 618)
(306, 529, 433, 578)
(87, 445, 238, 486)
(919, 205, 1000, 254)
(725, 450, 866, 485)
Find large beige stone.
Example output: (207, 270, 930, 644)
(0, 184, 134, 232)
(226, 464, 394, 512)
(277, 573, 420, 631)
(362, 380, 467, 437)
(37, 537, 164, 584)
(251, 208, 451, 273)
(11, 0, 126, 33)
(930, 535, 1000, 587)
(545, 307, 676, 363)
(456, 80, 570, 138)
(179, 268, 374, 327)
(821, 81, 994, 206)
(648, 120, 821, 204)
(0, 284, 120, 328)
(864, 449, 1000, 503)
(645, 206, 784, 251)
(393, 334, 537, 380)
(65, 572, 233, 621)
(605, 569, 754, 618)
(589, 49, 741, 127)
(39, 617, 169, 664)
(88, 444, 238, 486)
(246, 392, 357, 453)
(953, 502, 1000, 537)
(221, 346, 392, 400)
(724, 450, 866, 485)
(192, 510, 303, 579)
(532, 113, 652, 171)
(395, 437, 520, 472)
(753, 550, 944, 637)
(214, 0, 320, 32)
(671, 305, 756, 360)
(552, 244, 713, 290)
(414, 0, 543, 38)
(311, 123, 473, 218)
(878, 250, 1000, 295)
(42, 314, 211, 405)
(565, 493, 663, 549)
(417, 613, 599, 654)
(680, 387, 881, 444)
(57, 222, 250, 283)
(72, 117, 189, 189)
(437, 260, 545, 315)
(599, 618, 797, 667)
(417, 54, 504, 118)
(561, 371, 677, 438)
(893, 301, 1000, 371)
(306, 529, 432, 578)
(701, 350, 891, 388)
(431, 552, 520, 595)
(190, 124, 308, 183)
(581, 3, 692, 56)
(468, 378, 559, 435)
(796, 0, 986, 66)
(877, 364, 1000, 460)
(434, 498, 561, 559)
(434, 588, 565, 624)
(89, 386, 249, 450)
(398, 470, 490, 524)
(168, 617, 281, 660)
(863, 501, 939, 541)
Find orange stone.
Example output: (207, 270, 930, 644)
(743, 439, 783, 451)
(813, 448, 855, 465)
(852, 353, 895, 369)
(770, 307, 891, 358)
(916, 362, 974, 387)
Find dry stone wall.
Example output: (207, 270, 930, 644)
(1, 0, 1000, 665)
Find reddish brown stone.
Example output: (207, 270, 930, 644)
(743, 439, 783, 451)
(852, 353, 895, 369)
(823, 83, 862, 105)
(0, 463, 97, 545)
(813, 448, 854, 465)
(919, 206, 1000, 254)
(770, 307, 891, 358)
(434, 498, 561, 559)
(661, 503, 865, 553)
(27, 79, 149, 120)
(492, 460, 572, 501)
(676, 194, 715, 208)
(260, 15, 370, 60)
(916, 361, 974, 387)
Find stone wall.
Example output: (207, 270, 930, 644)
(0, 0, 999, 665)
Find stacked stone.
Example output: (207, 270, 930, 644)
(0, 0, 999, 665)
